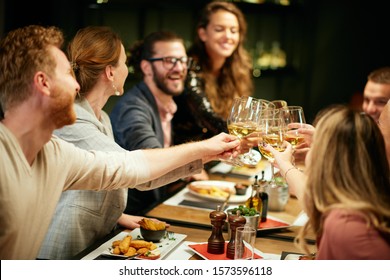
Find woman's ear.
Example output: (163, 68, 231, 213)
(105, 65, 115, 82)
(198, 27, 207, 42)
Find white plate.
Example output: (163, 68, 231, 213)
(106, 228, 186, 260)
(187, 180, 252, 203)
(284, 254, 303, 260)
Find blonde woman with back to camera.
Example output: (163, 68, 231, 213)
(267, 105, 390, 259)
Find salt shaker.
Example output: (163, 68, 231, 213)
(207, 205, 227, 254)
(226, 210, 246, 259)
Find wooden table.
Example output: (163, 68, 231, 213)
(145, 162, 316, 250)
(75, 200, 315, 259)
(145, 196, 315, 243)
(75, 160, 317, 259)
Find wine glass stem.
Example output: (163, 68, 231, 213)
(270, 161, 275, 186)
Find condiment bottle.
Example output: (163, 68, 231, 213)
(245, 175, 263, 215)
(207, 205, 227, 254)
(259, 171, 269, 222)
(226, 210, 246, 259)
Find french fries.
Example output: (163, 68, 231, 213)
(111, 234, 160, 259)
(138, 218, 166, 231)
(189, 184, 233, 198)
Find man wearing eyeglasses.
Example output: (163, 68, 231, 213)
(110, 31, 202, 215)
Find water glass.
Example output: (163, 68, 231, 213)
(234, 226, 256, 260)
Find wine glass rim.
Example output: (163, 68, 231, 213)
(281, 105, 303, 110)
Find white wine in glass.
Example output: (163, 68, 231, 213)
(225, 97, 263, 166)
(257, 110, 286, 183)
(222, 97, 249, 166)
(281, 106, 306, 149)
(227, 122, 257, 139)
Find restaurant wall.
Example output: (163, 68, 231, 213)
(304, 0, 390, 122)
(0, 0, 4, 38)
(2, 0, 390, 123)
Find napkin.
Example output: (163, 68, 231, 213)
(188, 242, 262, 260)
(259, 218, 290, 230)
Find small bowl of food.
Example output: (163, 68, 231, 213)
(138, 218, 167, 242)
(234, 183, 249, 195)
(140, 228, 166, 242)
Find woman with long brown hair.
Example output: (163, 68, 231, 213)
(173, 1, 253, 144)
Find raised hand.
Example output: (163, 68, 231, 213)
(200, 132, 240, 163)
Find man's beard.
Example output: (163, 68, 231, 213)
(152, 66, 184, 97)
(49, 83, 76, 129)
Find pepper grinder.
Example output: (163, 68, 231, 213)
(207, 205, 227, 254)
(226, 210, 246, 259)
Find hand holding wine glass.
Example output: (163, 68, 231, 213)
(280, 106, 306, 165)
(225, 97, 262, 166)
(257, 109, 286, 184)
(280, 106, 306, 149)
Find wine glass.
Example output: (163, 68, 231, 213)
(257, 109, 286, 184)
(237, 97, 268, 167)
(225, 97, 262, 166)
(271, 100, 288, 109)
(222, 97, 250, 166)
(280, 106, 306, 149)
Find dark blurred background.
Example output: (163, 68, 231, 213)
(1, 0, 389, 122)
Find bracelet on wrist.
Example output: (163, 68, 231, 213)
(284, 166, 299, 182)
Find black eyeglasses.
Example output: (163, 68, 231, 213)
(147, 56, 190, 70)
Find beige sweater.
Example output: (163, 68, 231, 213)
(0, 123, 154, 259)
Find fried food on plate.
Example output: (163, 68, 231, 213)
(119, 235, 132, 254)
(138, 218, 166, 231)
(124, 247, 137, 257)
(111, 233, 161, 259)
(189, 184, 233, 198)
(130, 240, 153, 249)
(136, 247, 149, 255)
(112, 246, 120, 255)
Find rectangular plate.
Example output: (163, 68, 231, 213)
(187, 180, 252, 203)
(104, 228, 186, 260)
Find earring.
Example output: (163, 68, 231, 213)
(113, 84, 120, 96)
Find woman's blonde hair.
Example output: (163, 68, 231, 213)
(189, 1, 253, 118)
(297, 105, 390, 254)
(68, 26, 122, 97)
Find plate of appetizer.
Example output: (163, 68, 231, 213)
(187, 180, 251, 203)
